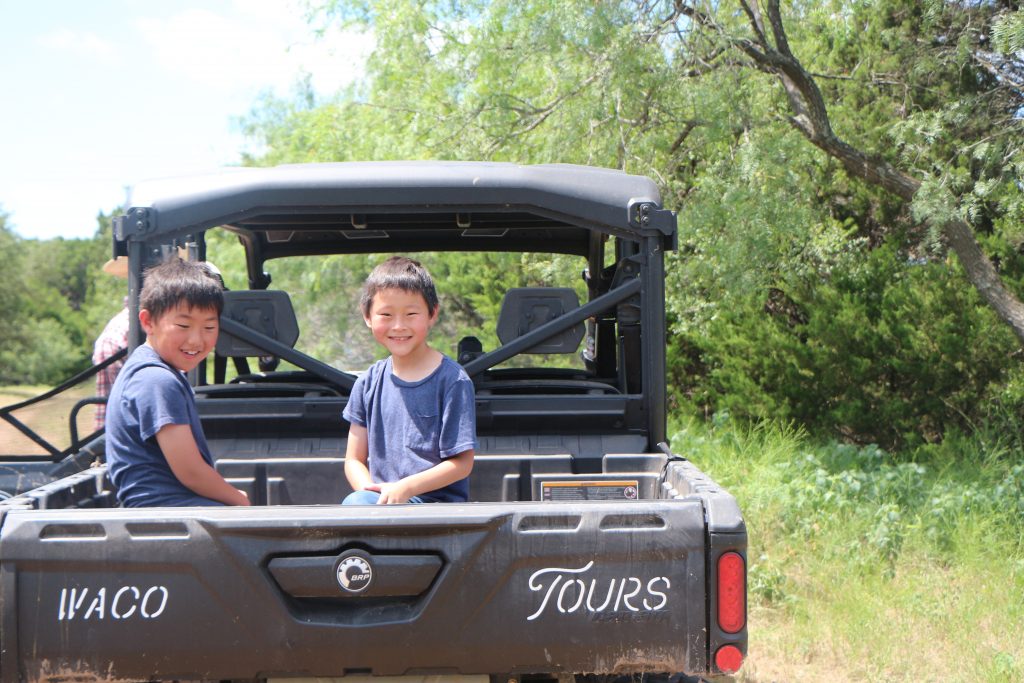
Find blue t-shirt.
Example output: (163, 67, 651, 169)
(105, 345, 219, 507)
(343, 355, 477, 502)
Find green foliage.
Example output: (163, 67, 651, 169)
(807, 0, 1024, 254)
(773, 439, 1024, 566)
(666, 121, 867, 330)
(4, 0, 1023, 450)
(429, 251, 586, 352)
(0, 209, 116, 387)
(16, 238, 107, 353)
(82, 214, 129, 339)
(670, 418, 1024, 679)
(992, 8, 1024, 55)
(0, 317, 82, 386)
(679, 245, 1017, 447)
(203, 234, 589, 371)
(671, 415, 1024, 573)
(0, 212, 28, 358)
(254, 0, 695, 173)
(241, 0, 1024, 445)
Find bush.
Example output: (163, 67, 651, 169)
(674, 245, 1018, 447)
(0, 318, 87, 386)
(975, 362, 1024, 452)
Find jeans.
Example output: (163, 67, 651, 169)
(342, 490, 430, 505)
(125, 494, 226, 507)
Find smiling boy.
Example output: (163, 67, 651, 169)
(105, 258, 250, 507)
(342, 256, 476, 504)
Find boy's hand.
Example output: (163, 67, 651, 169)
(365, 481, 412, 504)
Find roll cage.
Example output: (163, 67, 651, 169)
(111, 161, 677, 448)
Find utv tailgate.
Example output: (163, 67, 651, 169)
(0, 501, 710, 682)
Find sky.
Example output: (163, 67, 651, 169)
(0, 0, 372, 240)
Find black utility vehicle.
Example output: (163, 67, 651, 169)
(0, 162, 747, 682)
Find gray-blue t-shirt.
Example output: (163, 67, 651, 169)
(343, 355, 477, 502)
(105, 345, 219, 507)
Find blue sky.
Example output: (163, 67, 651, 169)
(0, 0, 370, 240)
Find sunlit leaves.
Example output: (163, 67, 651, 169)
(238, 0, 1024, 441)
(992, 8, 1024, 56)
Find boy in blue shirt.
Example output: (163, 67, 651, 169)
(343, 256, 477, 504)
(105, 258, 250, 507)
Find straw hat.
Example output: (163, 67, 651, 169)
(101, 256, 129, 279)
(102, 252, 221, 282)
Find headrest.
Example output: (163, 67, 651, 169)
(216, 290, 299, 357)
(496, 287, 584, 354)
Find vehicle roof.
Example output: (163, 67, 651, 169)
(118, 161, 676, 259)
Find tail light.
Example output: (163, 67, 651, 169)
(717, 551, 746, 633)
(715, 644, 743, 674)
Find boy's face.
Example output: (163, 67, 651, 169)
(364, 287, 438, 360)
(140, 302, 220, 373)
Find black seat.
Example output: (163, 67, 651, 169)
(475, 287, 618, 395)
(495, 287, 584, 354)
(457, 336, 483, 364)
(213, 290, 300, 384)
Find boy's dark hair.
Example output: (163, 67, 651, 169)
(360, 256, 439, 316)
(140, 258, 225, 320)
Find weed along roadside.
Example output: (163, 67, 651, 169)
(672, 419, 1024, 682)
(0, 162, 748, 682)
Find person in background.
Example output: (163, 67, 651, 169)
(92, 256, 130, 430)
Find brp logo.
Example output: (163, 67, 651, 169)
(336, 553, 373, 593)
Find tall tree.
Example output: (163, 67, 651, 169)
(0, 208, 118, 385)
(238, 0, 1024, 441)
(711, 0, 1024, 342)
(0, 209, 27, 363)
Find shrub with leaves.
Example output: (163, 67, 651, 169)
(677, 244, 1017, 447)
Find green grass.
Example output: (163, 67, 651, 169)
(670, 418, 1024, 682)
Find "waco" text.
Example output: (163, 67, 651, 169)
(57, 585, 169, 621)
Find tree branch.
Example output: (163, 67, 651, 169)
(669, 119, 702, 155)
(738, 0, 768, 46)
(728, 0, 1024, 344)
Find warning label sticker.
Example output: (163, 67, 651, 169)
(540, 480, 640, 501)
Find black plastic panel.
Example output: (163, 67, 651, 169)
(0, 501, 708, 681)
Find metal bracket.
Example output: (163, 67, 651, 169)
(113, 207, 155, 239)
(628, 201, 677, 249)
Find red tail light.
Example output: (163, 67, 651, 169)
(717, 551, 746, 633)
(715, 644, 743, 674)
